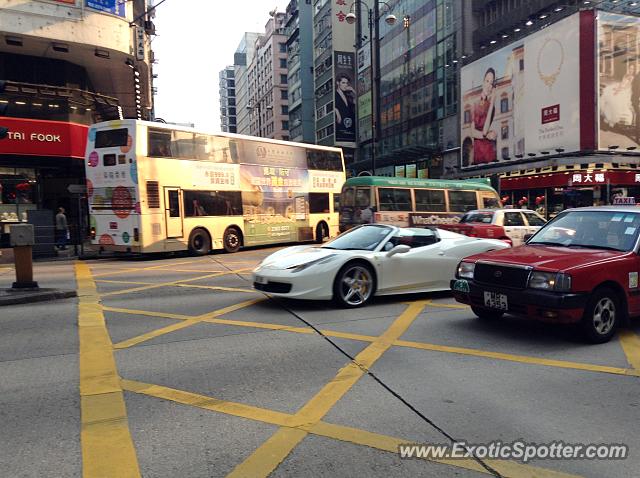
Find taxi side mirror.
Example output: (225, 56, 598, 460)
(386, 244, 411, 257)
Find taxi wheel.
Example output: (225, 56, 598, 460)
(581, 288, 619, 344)
(223, 227, 242, 253)
(333, 262, 376, 308)
(471, 306, 504, 320)
(188, 228, 211, 256)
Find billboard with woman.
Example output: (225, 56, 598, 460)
(460, 13, 581, 167)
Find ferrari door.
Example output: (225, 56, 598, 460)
(379, 230, 450, 293)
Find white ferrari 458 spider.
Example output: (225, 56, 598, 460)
(252, 224, 510, 307)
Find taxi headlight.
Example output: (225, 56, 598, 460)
(528, 271, 571, 292)
(456, 261, 475, 279)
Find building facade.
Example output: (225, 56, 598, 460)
(349, 0, 469, 178)
(312, 0, 359, 167)
(218, 66, 236, 133)
(234, 32, 261, 136)
(460, 1, 640, 217)
(284, 0, 315, 143)
(0, 0, 154, 247)
(247, 12, 290, 140)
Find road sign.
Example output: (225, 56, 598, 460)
(67, 184, 87, 194)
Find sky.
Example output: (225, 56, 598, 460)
(152, 0, 287, 132)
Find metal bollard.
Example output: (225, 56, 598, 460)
(10, 224, 39, 289)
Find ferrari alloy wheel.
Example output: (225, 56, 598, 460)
(334, 263, 375, 308)
(581, 288, 619, 344)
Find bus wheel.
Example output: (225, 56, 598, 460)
(315, 222, 329, 244)
(223, 227, 242, 253)
(188, 228, 211, 256)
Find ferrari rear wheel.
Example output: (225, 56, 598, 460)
(333, 262, 375, 308)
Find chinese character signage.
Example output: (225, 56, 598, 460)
(309, 171, 343, 192)
(85, 0, 126, 18)
(570, 172, 606, 184)
(460, 13, 580, 167)
(334, 51, 356, 144)
(192, 163, 240, 190)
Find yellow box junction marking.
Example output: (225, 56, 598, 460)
(100, 268, 252, 297)
(113, 298, 265, 349)
(619, 329, 640, 372)
(227, 301, 428, 478)
(122, 379, 581, 478)
(76, 262, 141, 478)
(91, 260, 199, 278)
(105, 305, 640, 377)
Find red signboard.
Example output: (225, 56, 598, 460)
(541, 104, 560, 124)
(501, 170, 640, 190)
(0, 117, 88, 158)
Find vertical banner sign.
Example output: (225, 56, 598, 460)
(334, 51, 357, 143)
(135, 26, 145, 61)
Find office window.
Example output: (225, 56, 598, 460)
(280, 74, 288, 84)
(279, 42, 287, 53)
(280, 58, 287, 68)
(281, 105, 289, 115)
(281, 90, 288, 100)
(282, 121, 289, 130)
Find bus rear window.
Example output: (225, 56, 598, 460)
(95, 128, 128, 148)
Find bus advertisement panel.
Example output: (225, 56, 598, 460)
(85, 120, 345, 254)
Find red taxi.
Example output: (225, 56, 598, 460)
(440, 208, 546, 247)
(451, 207, 640, 343)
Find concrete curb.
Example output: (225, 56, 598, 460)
(0, 288, 77, 306)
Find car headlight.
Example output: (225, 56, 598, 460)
(286, 254, 338, 273)
(528, 271, 571, 292)
(457, 261, 475, 279)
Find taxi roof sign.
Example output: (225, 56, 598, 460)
(613, 197, 636, 205)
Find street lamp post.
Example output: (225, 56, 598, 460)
(346, 2, 396, 175)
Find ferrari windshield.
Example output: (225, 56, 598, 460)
(323, 225, 393, 251)
(528, 210, 640, 252)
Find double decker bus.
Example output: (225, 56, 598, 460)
(339, 176, 501, 231)
(85, 120, 345, 254)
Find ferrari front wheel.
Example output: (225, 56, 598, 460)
(333, 262, 375, 308)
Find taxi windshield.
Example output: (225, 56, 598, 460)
(323, 225, 393, 251)
(528, 210, 640, 252)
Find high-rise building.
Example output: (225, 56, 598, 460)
(349, 0, 469, 178)
(247, 12, 290, 140)
(284, 0, 315, 143)
(0, 0, 154, 236)
(312, 0, 357, 166)
(234, 32, 261, 136)
(219, 66, 236, 133)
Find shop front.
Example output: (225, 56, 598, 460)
(0, 117, 87, 251)
(500, 169, 640, 219)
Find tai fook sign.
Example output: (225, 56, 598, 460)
(569, 172, 606, 184)
(7, 131, 62, 143)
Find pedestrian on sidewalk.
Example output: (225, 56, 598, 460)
(55, 207, 68, 250)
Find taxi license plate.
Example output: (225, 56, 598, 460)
(484, 291, 508, 310)
(254, 275, 268, 285)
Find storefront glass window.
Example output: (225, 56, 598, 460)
(0, 168, 38, 223)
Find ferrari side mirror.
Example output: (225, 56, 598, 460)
(386, 244, 411, 257)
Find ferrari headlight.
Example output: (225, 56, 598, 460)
(528, 271, 571, 292)
(457, 261, 475, 279)
(287, 254, 338, 273)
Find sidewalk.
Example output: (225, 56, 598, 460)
(0, 250, 81, 306)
